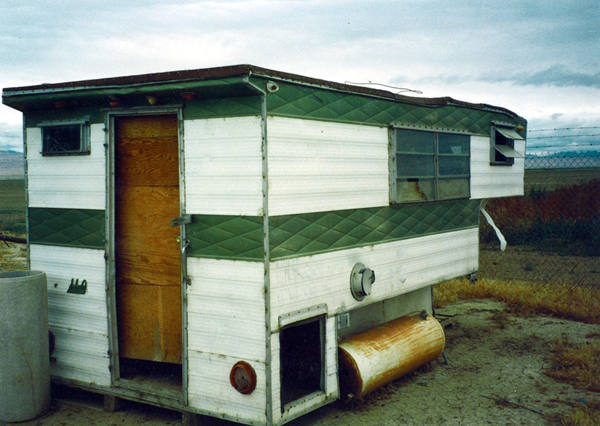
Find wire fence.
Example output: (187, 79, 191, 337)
(479, 151, 600, 289)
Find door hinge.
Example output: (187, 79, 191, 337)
(170, 214, 192, 227)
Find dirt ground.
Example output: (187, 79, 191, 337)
(2, 242, 600, 426)
(3, 300, 598, 426)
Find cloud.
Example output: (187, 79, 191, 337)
(393, 65, 600, 91)
(0, 122, 22, 152)
(512, 66, 600, 89)
(2, 0, 600, 153)
(2, 0, 599, 88)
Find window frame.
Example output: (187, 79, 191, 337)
(389, 126, 471, 204)
(490, 121, 524, 166)
(39, 118, 91, 156)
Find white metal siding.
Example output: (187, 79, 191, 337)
(186, 257, 267, 422)
(184, 117, 263, 216)
(30, 245, 110, 386)
(26, 125, 106, 209)
(188, 352, 267, 424)
(267, 117, 389, 216)
(269, 228, 478, 327)
(471, 135, 525, 199)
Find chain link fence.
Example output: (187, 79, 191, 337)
(479, 151, 600, 288)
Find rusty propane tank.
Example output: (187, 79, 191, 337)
(338, 312, 445, 401)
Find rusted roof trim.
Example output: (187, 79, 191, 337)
(2, 64, 521, 118)
(3, 65, 252, 93)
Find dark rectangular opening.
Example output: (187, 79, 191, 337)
(279, 317, 324, 410)
(119, 358, 182, 393)
(494, 129, 515, 165)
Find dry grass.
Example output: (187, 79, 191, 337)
(545, 337, 600, 390)
(0, 240, 27, 271)
(434, 278, 600, 324)
(553, 400, 600, 426)
(435, 278, 600, 426)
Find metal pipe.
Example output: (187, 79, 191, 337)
(338, 313, 445, 401)
(0, 234, 26, 244)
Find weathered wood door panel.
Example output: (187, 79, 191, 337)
(115, 115, 182, 364)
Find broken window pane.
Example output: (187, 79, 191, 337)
(397, 178, 435, 202)
(438, 133, 469, 155)
(392, 128, 471, 204)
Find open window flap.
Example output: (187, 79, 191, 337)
(496, 127, 525, 141)
(495, 144, 523, 158)
(481, 199, 507, 251)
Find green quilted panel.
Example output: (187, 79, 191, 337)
(269, 200, 480, 259)
(187, 215, 264, 260)
(183, 95, 262, 120)
(186, 200, 480, 261)
(266, 82, 522, 135)
(29, 208, 105, 248)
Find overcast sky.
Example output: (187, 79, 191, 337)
(1, 0, 599, 153)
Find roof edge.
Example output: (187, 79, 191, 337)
(2, 64, 523, 119)
(3, 64, 255, 93)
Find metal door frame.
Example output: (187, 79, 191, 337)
(104, 106, 188, 402)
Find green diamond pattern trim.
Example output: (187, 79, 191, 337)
(184, 95, 262, 119)
(187, 215, 264, 260)
(29, 208, 105, 248)
(267, 82, 521, 135)
(269, 200, 480, 259)
(187, 200, 480, 261)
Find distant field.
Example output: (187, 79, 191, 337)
(0, 179, 26, 234)
(482, 177, 600, 259)
(524, 167, 600, 192)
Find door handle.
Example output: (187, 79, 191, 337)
(181, 239, 190, 254)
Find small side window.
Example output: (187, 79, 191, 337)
(490, 123, 524, 166)
(40, 119, 90, 156)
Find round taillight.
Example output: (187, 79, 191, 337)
(230, 361, 257, 394)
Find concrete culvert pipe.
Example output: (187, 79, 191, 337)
(338, 313, 445, 401)
(0, 271, 50, 422)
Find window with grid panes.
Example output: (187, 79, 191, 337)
(391, 128, 470, 203)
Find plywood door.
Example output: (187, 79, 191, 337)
(115, 115, 182, 364)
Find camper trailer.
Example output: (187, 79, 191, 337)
(2, 65, 526, 425)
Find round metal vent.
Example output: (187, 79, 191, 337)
(350, 263, 376, 301)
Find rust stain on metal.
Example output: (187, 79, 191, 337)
(338, 313, 445, 400)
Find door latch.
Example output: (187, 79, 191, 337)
(181, 239, 190, 254)
(170, 214, 192, 227)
